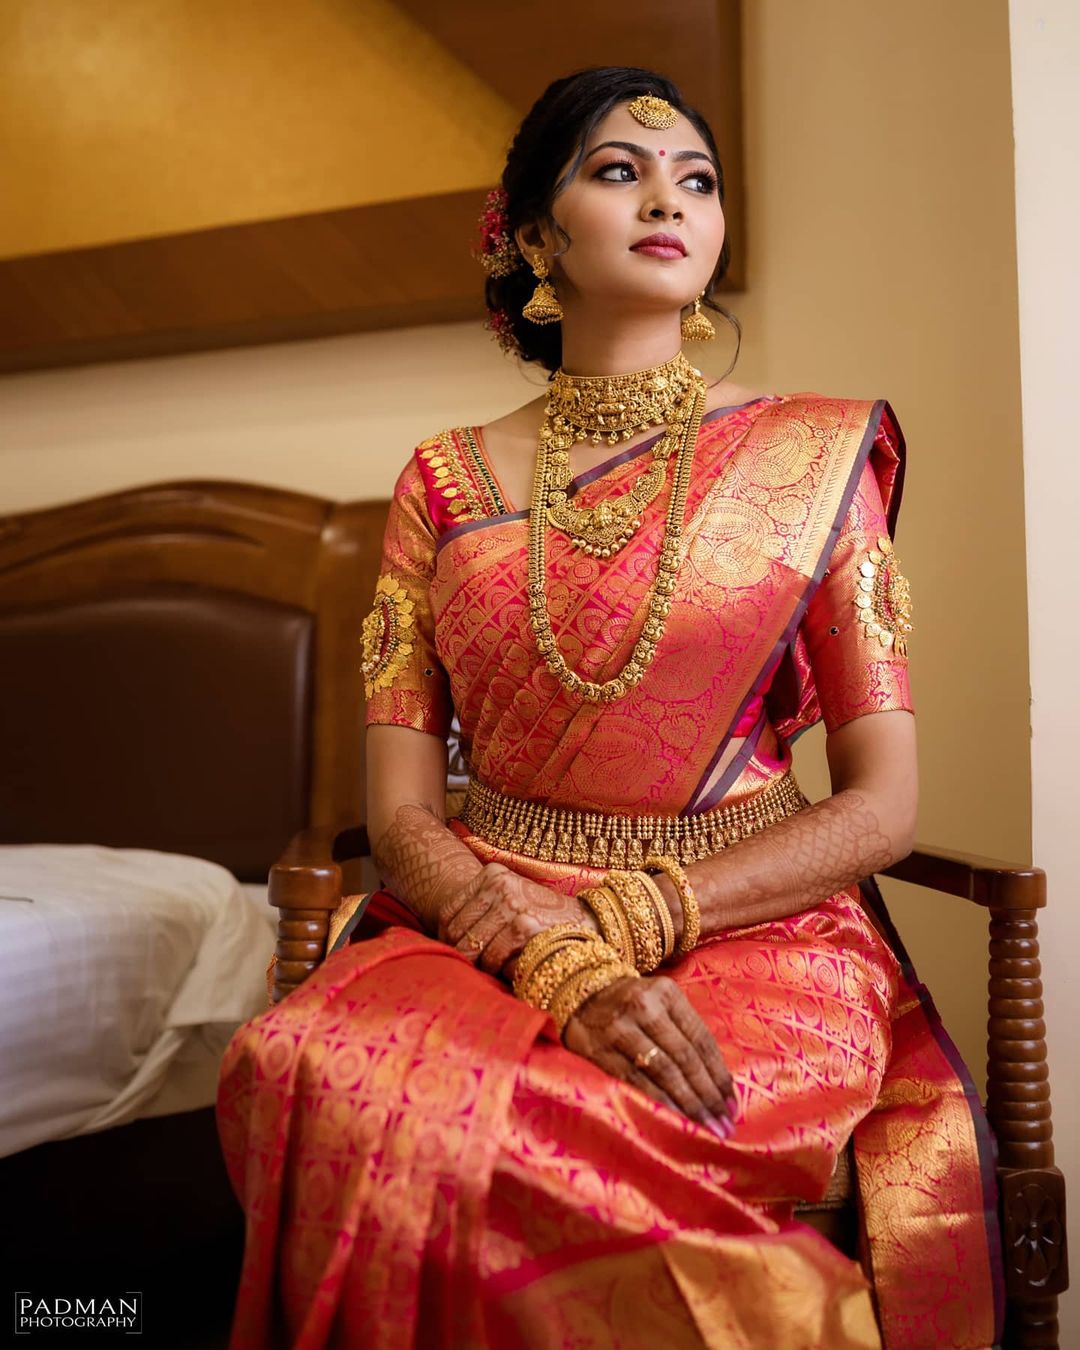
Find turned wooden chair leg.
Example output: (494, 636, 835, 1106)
(986, 907, 1068, 1347)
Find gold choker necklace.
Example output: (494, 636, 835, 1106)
(545, 351, 702, 446)
(528, 352, 708, 702)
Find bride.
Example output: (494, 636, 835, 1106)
(217, 67, 1000, 1349)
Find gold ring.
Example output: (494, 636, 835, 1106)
(634, 1045, 661, 1071)
(464, 933, 484, 951)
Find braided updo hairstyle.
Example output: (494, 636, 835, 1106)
(482, 66, 740, 377)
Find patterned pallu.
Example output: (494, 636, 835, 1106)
(217, 394, 1002, 1348)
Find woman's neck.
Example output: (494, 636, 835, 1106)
(555, 314, 688, 377)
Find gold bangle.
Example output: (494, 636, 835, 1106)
(512, 924, 601, 997)
(636, 870, 675, 960)
(513, 924, 597, 990)
(519, 942, 596, 1010)
(549, 958, 639, 1033)
(579, 884, 636, 964)
(604, 870, 663, 972)
(519, 937, 622, 1011)
(609, 870, 664, 971)
(644, 855, 700, 954)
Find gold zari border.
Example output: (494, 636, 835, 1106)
(459, 772, 809, 867)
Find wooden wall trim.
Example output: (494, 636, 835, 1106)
(0, 191, 490, 373)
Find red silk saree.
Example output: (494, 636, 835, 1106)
(217, 394, 1002, 1348)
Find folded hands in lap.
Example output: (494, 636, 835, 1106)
(439, 861, 600, 974)
(438, 863, 736, 1138)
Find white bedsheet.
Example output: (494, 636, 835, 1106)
(0, 845, 277, 1158)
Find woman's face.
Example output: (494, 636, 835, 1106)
(535, 101, 726, 316)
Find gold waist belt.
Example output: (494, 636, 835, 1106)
(459, 771, 809, 868)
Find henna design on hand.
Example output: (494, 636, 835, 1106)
(372, 803, 482, 931)
(691, 790, 896, 935)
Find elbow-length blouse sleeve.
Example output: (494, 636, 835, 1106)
(361, 455, 452, 738)
(800, 456, 915, 733)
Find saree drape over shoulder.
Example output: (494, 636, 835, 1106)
(217, 394, 1003, 1349)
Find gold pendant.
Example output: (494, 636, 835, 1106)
(546, 462, 664, 556)
(541, 421, 683, 553)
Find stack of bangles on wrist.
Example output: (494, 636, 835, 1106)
(582, 854, 700, 971)
(512, 923, 639, 1033)
(512, 858, 701, 1034)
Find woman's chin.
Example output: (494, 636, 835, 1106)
(569, 283, 700, 317)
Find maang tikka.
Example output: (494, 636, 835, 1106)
(522, 254, 563, 324)
(627, 94, 679, 130)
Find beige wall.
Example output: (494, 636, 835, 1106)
(1010, 1, 1078, 1339)
(2, 1, 1031, 1091)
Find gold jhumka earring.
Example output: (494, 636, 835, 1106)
(680, 292, 716, 343)
(522, 255, 563, 324)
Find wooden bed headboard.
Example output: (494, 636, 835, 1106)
(0, 481, 390, 882)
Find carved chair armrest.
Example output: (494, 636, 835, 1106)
(881, 843, 1068, 1323)
(268, 823, 370, 1003)
(883, 842, 1051, 1165)
(882, 844, 1045, 909)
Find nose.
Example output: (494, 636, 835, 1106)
(639, 163, 683, 221)
(643, 195, 683, 222)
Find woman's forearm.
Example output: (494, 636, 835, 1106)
(373, 783, 901, 948)
(663, 788, 902, 944)
(371, 804, 483, 933)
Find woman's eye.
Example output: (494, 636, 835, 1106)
(596, 160, 637, 183)
(685, 171, 718, 194)
(595, 160, 717, 194)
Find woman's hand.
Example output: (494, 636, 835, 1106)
(563, 974, 737, 1138)
(439, 862, 599, 975)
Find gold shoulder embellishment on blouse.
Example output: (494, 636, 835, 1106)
(418, 430, 486, 521)
(360, 574, 416, 697)
(854, 535, 913, 656)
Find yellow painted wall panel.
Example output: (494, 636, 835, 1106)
(0, 0, 515, 256)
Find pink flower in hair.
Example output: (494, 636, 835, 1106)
(473, 186, 520, 279)
(484, 305, 519, 355)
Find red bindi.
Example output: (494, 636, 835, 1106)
(658, 149, 666, 156)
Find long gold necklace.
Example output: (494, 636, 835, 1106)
(527, 371, 707, 703)
(542, 351, 703, 556)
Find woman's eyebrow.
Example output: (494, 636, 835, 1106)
(585, 140, 718, 172)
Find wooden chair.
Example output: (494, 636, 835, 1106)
(256, 492, 1069, 1347)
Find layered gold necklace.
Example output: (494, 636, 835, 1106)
(541, 350, 704, 557)
(527, 352, 708, 703)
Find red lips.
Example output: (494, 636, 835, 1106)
(631, 232, 686, 255)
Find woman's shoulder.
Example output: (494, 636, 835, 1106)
(407, 404, 543, 460)
(752, 392, 904, 483)
(752, 390, 899, 434)
(402, 422, 516, 527)
(767, 388, 890, 410)
(474, 395, 548, 446)
(708, 379, 776, 410)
